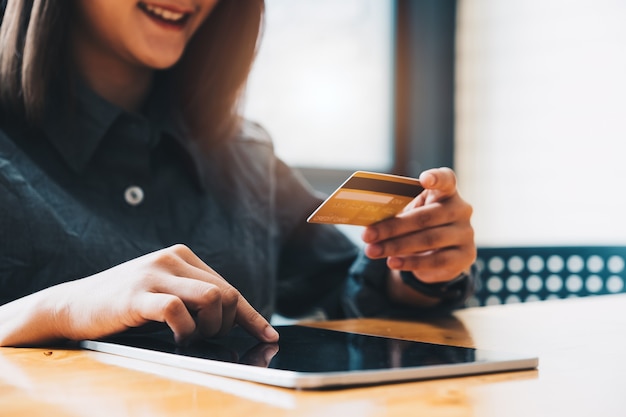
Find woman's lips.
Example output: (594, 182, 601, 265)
(137, 2, 192, 29)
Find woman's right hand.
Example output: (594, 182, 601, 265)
(0, 244, 279, 346)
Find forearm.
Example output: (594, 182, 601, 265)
(0, 287, 63, 347)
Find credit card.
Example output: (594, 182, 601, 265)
(307, 171, 424, 226)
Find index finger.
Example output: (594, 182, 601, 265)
(235, 297, 280, 343)
(167, 245, 279, 343)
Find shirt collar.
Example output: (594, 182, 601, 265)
(143, 78, 211, 191)
(41, 76, 209, 189)
(42, 78, 123, 173)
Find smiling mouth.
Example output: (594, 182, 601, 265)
(137, 2, 192, 27)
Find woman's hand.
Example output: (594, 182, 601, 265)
(0, 244, 279, 346)
(361, 168, 476, 305)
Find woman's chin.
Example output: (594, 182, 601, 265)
(139, 50, 185, 70)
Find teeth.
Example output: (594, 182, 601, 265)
(144, 4, 185, 22)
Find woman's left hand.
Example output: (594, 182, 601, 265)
(361, 167, 476, 302)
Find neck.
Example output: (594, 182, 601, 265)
(70, 37, 153, 113)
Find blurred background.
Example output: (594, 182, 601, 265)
(243, 0, 626, 248)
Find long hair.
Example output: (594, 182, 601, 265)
(0, 0, 69, 120)
(175, 0, 264, 145)
(0, 0, 265, 146)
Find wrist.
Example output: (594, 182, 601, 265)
(399, 270, 471, 303)
(386, 270, 441, 308)
(0, 287, 65, 346)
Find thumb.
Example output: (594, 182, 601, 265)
(418, 167, 458, 202)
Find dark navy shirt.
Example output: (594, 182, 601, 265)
(0, 79, 423, 320)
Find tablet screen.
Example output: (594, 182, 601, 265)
(81, 325, 538, 389)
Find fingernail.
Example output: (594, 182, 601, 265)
(264, 326, 279, 342)
(366, 243, 383, 257)
(362, 228, 378, 242)
(388, 257, 403, 269)
(424, 173, 437, 187)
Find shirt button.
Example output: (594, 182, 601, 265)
(124, 185, 144, 206)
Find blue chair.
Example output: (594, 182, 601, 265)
(466, 246, 626, 307)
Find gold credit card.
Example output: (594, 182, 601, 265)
(307, 171, 424, 226)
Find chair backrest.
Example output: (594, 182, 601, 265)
(466, 246, 626, 307)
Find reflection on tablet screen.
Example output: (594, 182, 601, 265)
(99, 325, 476, 373)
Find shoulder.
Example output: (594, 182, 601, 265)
(0, 107, 28, 155)
(0, 121, 30, 212)
(232, 119, 274, 148)
(216, 119, 276, 171)
(0, 123, 20, 161)
(201, 119, 278, 192)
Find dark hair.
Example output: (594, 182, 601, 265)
(0, 0, 264, 145)
(0, 0, 70, 119)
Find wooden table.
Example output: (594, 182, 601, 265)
(1, 294, 624, 417)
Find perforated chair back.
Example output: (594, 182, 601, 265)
(466, 246, 626, 307)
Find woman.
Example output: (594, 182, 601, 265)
(0, 0, 476, 346)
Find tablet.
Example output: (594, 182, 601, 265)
(80, 325, 538, 389)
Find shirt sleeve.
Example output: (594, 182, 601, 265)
(341, 252, 479, 318)
(272, 158, 360, 318)
(0, 138, 37, 305)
